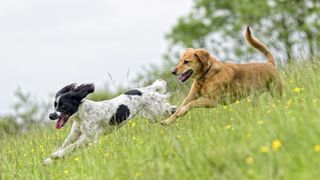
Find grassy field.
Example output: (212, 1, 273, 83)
(1, 62, 320, 179)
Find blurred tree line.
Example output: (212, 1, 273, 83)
(0, 88, 52, 135)
(168, 0, 320, 62)
(135, 0, 320, 87)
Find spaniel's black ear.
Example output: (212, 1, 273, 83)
(56, 83, 76, 97)
(71, 83, 95, 100)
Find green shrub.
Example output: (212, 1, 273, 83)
(0, 117, 19, 135)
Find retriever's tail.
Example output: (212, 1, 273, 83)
(245, 26, 275, 66)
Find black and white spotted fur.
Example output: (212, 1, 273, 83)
(44, 79, 176, 164)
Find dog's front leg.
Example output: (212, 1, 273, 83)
(178, 81, 199, 108)
(160, 81, 199, 125)
(60, 122, 81, 149)
(43, 122, 81, 165)
(177, 98, 217, 117)
(160, 95, 195, 125)
(53, 135, 89, 159)
(43, 135, 90, 165)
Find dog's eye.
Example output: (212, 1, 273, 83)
(184, 60, 190, 64)
(54, 102, 57, 107)
(58, 102, 66, 110)
(59, 104, 68, 111)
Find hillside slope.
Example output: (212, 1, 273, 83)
(1, 62, 320, 179)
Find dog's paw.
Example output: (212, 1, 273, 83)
(51, 149, 64, 159)
(43, 158, 53, 165)
(160, 119, 174, 126)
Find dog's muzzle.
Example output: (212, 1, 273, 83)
(49, 112, 60, 120)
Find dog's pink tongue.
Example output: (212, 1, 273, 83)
(56, 118, 64, 129)
(179, 74, 187, 82)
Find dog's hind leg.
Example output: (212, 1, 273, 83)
(93, 128, 105, 144)
(268, 80, 283, 98)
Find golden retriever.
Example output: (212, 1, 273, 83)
(160, 26, 282, 125)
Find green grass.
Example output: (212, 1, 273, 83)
(1, 62, 320, 179)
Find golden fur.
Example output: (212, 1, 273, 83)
(160, 27, 282, 125)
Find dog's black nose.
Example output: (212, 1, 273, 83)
(172, 69, 177, 75)
(49, 113, 58, 120)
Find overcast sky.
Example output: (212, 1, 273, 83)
(0, 0, 192, 114)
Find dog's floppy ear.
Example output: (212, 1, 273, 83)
(56, 83, 76, 97)
(71, 83, 95, 100)
(194, 48, 212, 71)
(194, 48, 210, 65)
(194, 48, 222, 74)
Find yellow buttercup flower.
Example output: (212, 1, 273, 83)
(160, 130, 164, 135)
(272, 140, 282, 151)
(74, 157, 79, 161)
(257, 120, 264, 125)
(245, 157, 254, 164)
(314, 144, 320, 152)
(292, 87, 303, 93)
(259, 146, 269, 153)
(246, 133, 251, 139)
(225, 125, 232, 130)
(134, 172, 141, 178)
(130, 121, 136, 128)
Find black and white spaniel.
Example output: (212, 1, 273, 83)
(44, 79, 176, 164)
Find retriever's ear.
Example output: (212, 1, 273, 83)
(194, 48, 212, 72)
(71, 84, 95, 100)
(195, 48, 222, 74)
(194, 48, 210, 65)
(56, 83, 76, 97)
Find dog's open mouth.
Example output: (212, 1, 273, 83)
(56, 114, 70, 129)
(179, 70, 193, 82)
